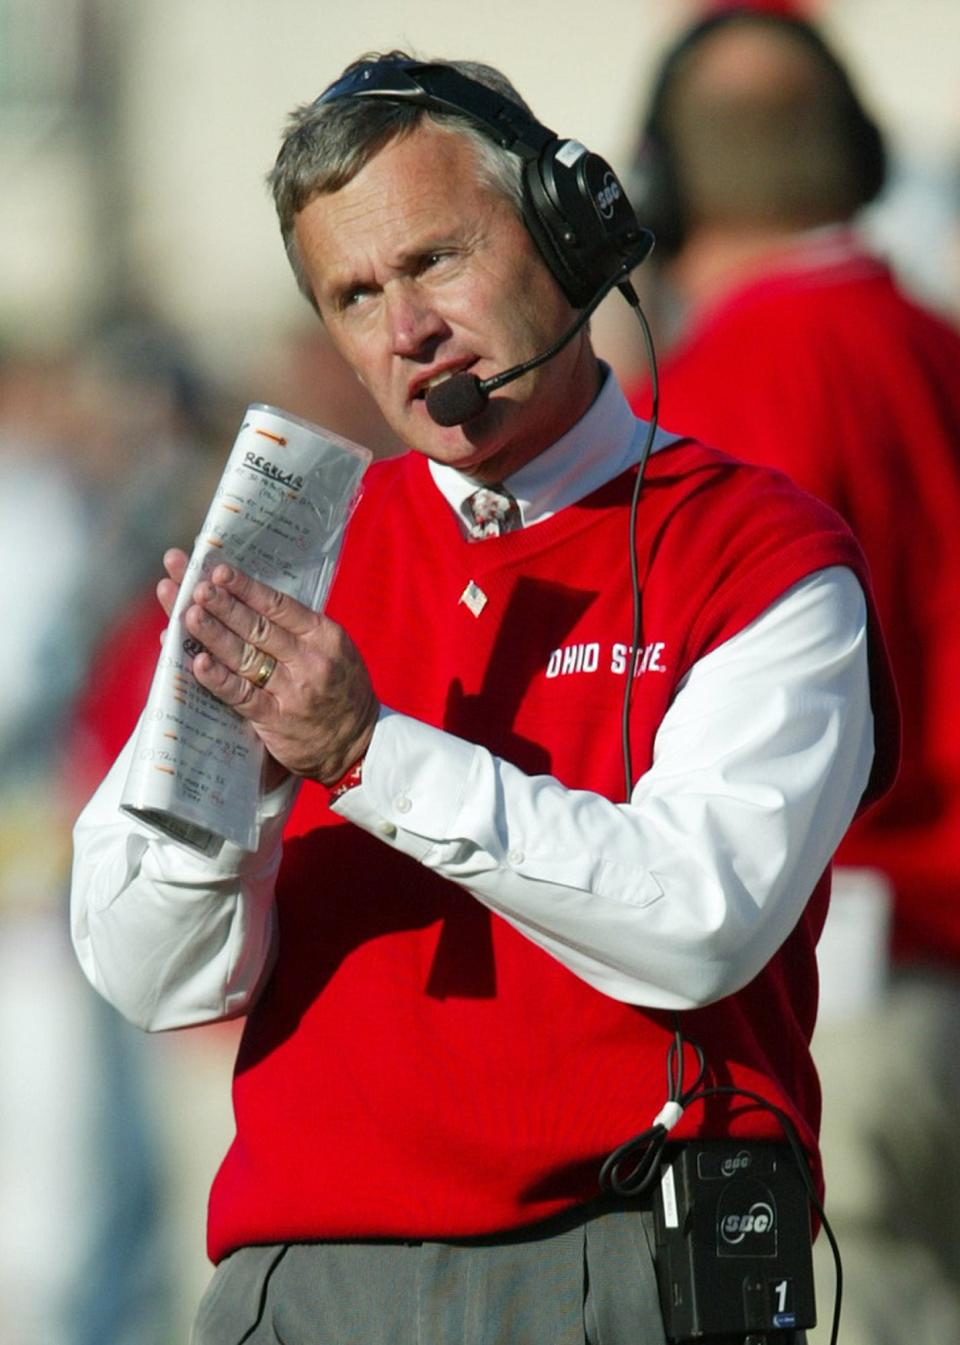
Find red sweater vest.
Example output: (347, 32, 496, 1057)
(206, 440, 898, 1262)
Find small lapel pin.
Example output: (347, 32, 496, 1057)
(459, 580, 488, 618)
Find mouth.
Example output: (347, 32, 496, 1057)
(411, 363, 475, 402)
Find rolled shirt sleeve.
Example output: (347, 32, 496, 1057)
(71, 733, 297, 1030)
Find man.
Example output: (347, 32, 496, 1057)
(625, 8, 960, 1344)
(71, 52, 898, 1344)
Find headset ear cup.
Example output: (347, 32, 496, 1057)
(632, 127, 685, 258)
(521, 158, 591, 307)
(850, 106, 887, 208)
(522, 147, 647, 307)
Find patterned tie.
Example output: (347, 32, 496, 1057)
(464, 484, 522, 540)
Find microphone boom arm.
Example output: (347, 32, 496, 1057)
(425, 230, 655, 426)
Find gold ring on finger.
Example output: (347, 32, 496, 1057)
(251, 653, 278, 689)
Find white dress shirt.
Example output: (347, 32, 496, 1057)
(71, 373, 874, 1030)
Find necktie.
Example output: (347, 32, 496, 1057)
(464, 484, 521, 539)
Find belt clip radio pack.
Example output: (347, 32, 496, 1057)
(652, 1140, 816, 1341)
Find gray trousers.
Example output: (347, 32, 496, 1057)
(192, 1201, 810, 1344)
(191, 1202, 668, 1345)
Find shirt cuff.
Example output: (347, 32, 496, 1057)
(331, 706, 477, 859)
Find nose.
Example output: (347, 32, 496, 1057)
(384, 281, 446, 358)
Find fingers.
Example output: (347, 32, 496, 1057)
(207, 565, 316, 637)
(157, 577, 178, 619)
(186, 578, 300, 674)
(191, 650, 273, 717)
(183, 596, 282, 684)
(157, 548, 189, 619)
(164, 548, 190, 583)
(173, 558, 314, 700)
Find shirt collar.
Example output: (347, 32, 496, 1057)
(429, 365, 679, 531)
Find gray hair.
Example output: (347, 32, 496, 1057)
(267, 52, 532, 309)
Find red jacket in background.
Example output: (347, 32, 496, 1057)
(629, 233, 960, 964)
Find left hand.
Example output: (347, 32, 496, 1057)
(179, 559, 379, 784)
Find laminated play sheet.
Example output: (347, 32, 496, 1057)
(121, 403, 371, 853)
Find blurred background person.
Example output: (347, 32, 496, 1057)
(0, 320, 213, 1345)
(0, 343, 109, 1345)
(624, 5, 960, 1343)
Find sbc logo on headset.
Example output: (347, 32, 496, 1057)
(595, 172, 622, 219)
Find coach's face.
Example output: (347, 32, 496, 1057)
(293, 119, 602, 483)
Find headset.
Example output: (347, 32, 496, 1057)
(632, 6, 888, 257)
(316, 56, 648, 309)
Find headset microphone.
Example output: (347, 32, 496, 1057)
(426, 231, 655, 427)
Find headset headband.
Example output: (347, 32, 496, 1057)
(317, 59, 556, 161)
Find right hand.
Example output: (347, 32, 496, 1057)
(155, 548, 379, 786)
